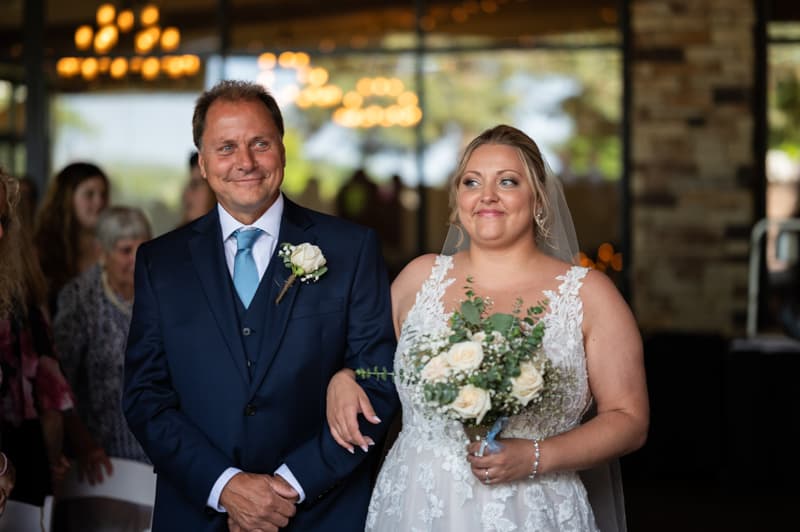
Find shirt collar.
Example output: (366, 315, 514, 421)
(218, 193, 284, 241)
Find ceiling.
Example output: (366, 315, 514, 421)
(0, 0, 620, 62)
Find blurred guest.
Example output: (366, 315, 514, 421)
(17, 175, 39, 231)
(0, 449, 16, 517)
(335, 168, 380, 228)
(54, 206, 152, 531)
(0, 168, 73, 506)
(34, 162, 109, 314)
(180, 151, 216, 225)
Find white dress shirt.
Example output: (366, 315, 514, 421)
(206, 195, 307, 511)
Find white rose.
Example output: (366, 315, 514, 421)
(510, 361, 545, 406)
(449, 385, 492, 424)
(445, 341, 484, 372)
(470, 331, 486, 343)
(420, 354, 451, 382)
(291, 243, 326, 273)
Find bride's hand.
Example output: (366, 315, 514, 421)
(326, 369, 381, 453)
(466, 438, 540, 485)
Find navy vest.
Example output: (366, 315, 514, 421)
(232, 272, 271, 379)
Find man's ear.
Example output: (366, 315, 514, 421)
(198, 153, 208, 179)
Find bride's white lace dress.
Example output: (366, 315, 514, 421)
(366, 255, 600, 532)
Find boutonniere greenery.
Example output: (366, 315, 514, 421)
(275, 242, 328, 304)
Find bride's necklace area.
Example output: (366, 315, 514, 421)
(101, 269, 133, 317)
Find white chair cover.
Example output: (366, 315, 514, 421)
(0, 495, 53, 532)
(59, 458, 155, 507)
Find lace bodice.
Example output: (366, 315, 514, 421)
(367, 255, 599, 532)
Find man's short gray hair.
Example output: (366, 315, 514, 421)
(96, 206, 152, 251)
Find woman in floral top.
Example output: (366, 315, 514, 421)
(0, 168, 73, 506)
(53, 206, 152, 531)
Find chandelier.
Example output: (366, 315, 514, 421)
(256, 52, 422, 129)
(56, 2, 201, 82)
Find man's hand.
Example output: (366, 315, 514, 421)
(220, 472, 297, 532)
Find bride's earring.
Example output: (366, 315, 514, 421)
(534, 208, 544, 229)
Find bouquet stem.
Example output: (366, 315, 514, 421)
(463, 417, 509, 455)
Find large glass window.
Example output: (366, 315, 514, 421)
(45, 1, 622, 279)
(764, 21, 800, 336)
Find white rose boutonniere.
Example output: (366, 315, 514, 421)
(275, 242, 328, 304)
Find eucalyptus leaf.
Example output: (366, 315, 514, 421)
(461, 300, 481, 325)
(488, 313, 514, 332)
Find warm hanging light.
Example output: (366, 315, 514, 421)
(81, 57, 99, 80)
(141, 56, 160, 79)
(74, 25, 94, 50)
(308, 67, 329, 87)
(110, 57, 128, 78)
(96, 3, 116, 26)
(182, 55, 201, 76)
(140, 4, 160, 26)
(258, 52, 276, 69)
(57, 57, 81, 77)
(117, 9, 135, 32)
(135, 28, 157, 54)
(97, 57, 111, 72)
(160, 27, 180, 51)
(94, 25, 119, 54)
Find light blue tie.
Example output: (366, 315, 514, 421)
(233, 228, 262, 308)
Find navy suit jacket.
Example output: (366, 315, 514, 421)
(123, 198, 398, 531)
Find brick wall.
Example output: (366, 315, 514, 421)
(631, 0, 755, 335)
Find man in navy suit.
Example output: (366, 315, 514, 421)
(123, 80, 398, 531)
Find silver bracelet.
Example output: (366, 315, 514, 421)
(528, 439, 540, 480)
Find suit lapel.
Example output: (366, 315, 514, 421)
(188, 210, 249, 384)
(248, 199, 313, 397)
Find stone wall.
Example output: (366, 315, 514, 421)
(631, 0, 755, 335)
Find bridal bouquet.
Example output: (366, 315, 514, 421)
(399, 281, 556, 433)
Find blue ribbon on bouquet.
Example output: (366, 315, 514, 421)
(477, 416, 509, 456)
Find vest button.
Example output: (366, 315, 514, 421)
(244, 404, 256, 416)
(242, 327, 252, 336)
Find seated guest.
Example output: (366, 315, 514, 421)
(54, 206, 152, 531)
(0, 168, 73, 506)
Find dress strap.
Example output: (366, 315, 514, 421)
(556, 265, 590, 298)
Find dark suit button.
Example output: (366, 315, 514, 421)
(246, 359, 253, 368)
(245, 404, 256, 416)
(242, 327, 252, 336)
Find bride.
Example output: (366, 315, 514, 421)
(327, 125, 649, 531)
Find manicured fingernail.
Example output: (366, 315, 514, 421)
(366, 437, 375, 446)
(371, 416, 382, 423)
(359, 445, 369, 452)
(347, 447, 355, 454)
